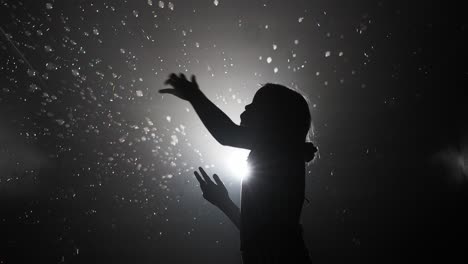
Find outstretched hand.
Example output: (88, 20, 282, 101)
(194, 167, 230, 208)
(160, 73, 200, 101)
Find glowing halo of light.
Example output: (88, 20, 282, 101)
(224, 148, 250, 180)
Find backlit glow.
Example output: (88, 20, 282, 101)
(225, 148, 250, 180)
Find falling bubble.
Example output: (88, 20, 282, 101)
(166, 116, 171, 122)
(195, 42, 200, 48)
(214, 0, 219, 6)
(136, 90, 143, 97)
(339, 51, 344, 56)
(147, 0, 153, 6)
(133, 10, 139, 17)
(325, 51, 331, 57)
(168, 2, 174, 10)
(274, 67, 278, 73)
(298, 17, 304, 23)
(294, 39, 299, 45)
(46, 62, 57, 70)
(27, 69, 37, 77)
(45, 3, 53, 9)
(266, 57, 272, 63)
(158, 1, 165, 8)
(28, 83, 39, 92)
(170, 135, 178, 146)
(93, 28, 99, 35)
(71, 69, 80, 77)
(273, 44, 277, 50)
(44, 45, 53, 52)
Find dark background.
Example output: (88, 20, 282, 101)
(1, 0, 466, 263)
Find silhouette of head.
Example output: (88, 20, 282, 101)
(241, 83, 317, 161)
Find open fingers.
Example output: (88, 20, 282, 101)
(179, 73, 188, 81)
(198, 167, 214, 184)
(212, 174, 225, 187)
(164, 73, 179, 85)
(194, 171, 206, 186)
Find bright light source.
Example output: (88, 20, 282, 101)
(225, 148, 250, 180)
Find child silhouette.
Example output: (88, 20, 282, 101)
(161, 73, 317, 263)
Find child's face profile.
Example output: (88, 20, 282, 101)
(240, 91, 265, 128)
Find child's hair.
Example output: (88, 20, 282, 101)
(255, 83, 317, 161)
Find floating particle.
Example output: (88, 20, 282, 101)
(46, 62, 57, 70)
(29, 83, 39, 92)
(71, 69, 80, 77)
(325, 51, 331, 57)
(298, 17, 304, 23)
(195, 42, 200, 48)
(148, 0, 153, 6)
(170, 135, 178, 146)
(27, 69, 36, 77)
(274, 67, 278, 73)
(93, 28, 99, 35)
(294, 39, 299, 45)
(339, 51, 344, 56)
(273, 44, 277, 50)
(120, 48, 126, 54)
(166, 116, 171, 122)
(45, 3, 53, 9)
(44, 45, 53, 52)
(136, 90, 143, 97)
(56, 119, 65, 126)
(168, 2, 174, 10)
(214, 0, 219, 6)
(133, 10, 139, 17)
(266, 57, 272, 63)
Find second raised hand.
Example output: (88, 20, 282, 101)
(194, 167, 230, 207)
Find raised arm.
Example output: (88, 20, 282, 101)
(160, 73, 251, 149)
